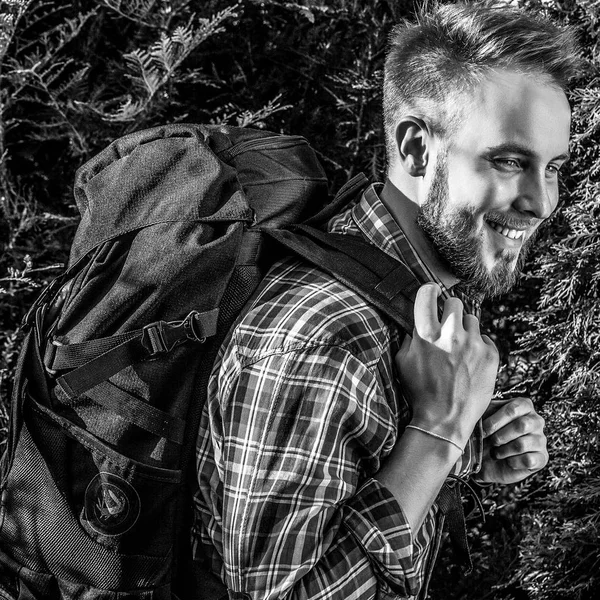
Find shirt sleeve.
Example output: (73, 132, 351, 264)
(204, 342, 440, 600)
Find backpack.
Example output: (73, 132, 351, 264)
(0, 124, 420, 600)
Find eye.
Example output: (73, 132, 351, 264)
(545, 163, 561, 177)
(493, 157, 522, 172)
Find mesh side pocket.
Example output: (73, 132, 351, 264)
(0, 397, 176, 592)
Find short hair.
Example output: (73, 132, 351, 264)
(383, 1, 581, 167)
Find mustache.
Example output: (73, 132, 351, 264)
(484, 212, 538, 230)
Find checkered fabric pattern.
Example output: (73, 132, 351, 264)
(192, 184, 484, 600)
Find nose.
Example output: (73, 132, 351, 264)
(513, 170, 557, 221)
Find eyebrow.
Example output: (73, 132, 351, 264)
(485, 142, 571, 163)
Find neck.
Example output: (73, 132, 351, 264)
(380, 178, 459, 289)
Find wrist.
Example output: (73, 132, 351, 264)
(404, 424, 465, 453)
(409, 415, 474, 450)
(401, 425, 464, 465)
(377, 425, 465, 531)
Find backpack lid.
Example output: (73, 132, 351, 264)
(71, 125, 258, 263)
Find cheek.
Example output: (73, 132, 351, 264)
(445, 155, 511, 213)
(447, 170, 502, 217)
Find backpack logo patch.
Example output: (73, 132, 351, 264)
(84, 473, 140, 536)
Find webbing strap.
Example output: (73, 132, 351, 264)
(437, 481, 474, 574)
(45, 331, 140, 371)
(22, 329, 50, 400)
(56, 334, 151, 399)
(236, 230, 263, 266)
(265, 226, 420, 334)
(55, 309, 219, 398)
(302, 173, 370, 226)
(56, 379, 186, 444)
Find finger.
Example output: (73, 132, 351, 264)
(489, 431, 547, 459)
(503, 451, 548, 472)
(396, 331, 412, 363)
(440, 296, 464, 330)
(483, 398, 536, 438)
(463, 313, 480, 334)
(481, 334, 498, 350)
(413, 283, 441, 339)
(486, 414, 542, 446)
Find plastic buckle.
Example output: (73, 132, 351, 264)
(142, 311, 206, 356)
(182, 311, 207, 343)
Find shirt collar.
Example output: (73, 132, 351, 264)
(330, 183, 482, 317)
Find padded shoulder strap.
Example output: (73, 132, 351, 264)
(265, 225, 420, 334)
(302, 173, 370, 227)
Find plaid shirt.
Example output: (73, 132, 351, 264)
(192, 184, 484, 600)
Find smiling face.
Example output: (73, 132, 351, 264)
(417, 69, 571, 297)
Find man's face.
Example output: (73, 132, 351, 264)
(417, 69, 572, 297)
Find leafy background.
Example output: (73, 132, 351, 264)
(0, 1, 598, 598)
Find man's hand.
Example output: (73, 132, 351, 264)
(477, 397, 548, 484)
(380, 283, 499, 532)
(396, 283, 499, 449)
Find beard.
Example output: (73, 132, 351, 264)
(416, 152, 536, 298)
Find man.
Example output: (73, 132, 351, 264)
(192, 2, 580, 598)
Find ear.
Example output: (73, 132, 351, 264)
(394, 117, 431, 178)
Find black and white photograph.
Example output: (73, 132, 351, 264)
(0, 1, 597, 599)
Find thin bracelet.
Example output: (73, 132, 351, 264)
(405, 424, 464, 453)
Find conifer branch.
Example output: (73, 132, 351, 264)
(97, 4, 238, 122)
(0, 0, 35, 198)
(0, 0, 34, 59)
(99, 0, 159, 28)
(233, 94, 292, 128)
(18, 8, 95, 64)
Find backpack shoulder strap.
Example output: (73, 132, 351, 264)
(302, 173, 370, 227)
(265, 225, 420, 334)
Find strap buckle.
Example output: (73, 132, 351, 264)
(141, 311, 212, 356)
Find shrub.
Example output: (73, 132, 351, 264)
(1, 1, 599, 598)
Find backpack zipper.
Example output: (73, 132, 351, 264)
(221, 135, 308, 160)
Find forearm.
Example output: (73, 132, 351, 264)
(388, 286, 499, 532)
(376, 427, 462, 532)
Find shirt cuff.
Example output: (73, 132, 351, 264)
(342, 478, 435, 598)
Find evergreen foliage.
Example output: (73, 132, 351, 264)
(503, 2, 600, 597)
(0, 1, 598, 598)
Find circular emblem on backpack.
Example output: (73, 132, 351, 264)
(84, 472, 140, 536)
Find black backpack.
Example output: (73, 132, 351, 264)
(0, 124, 419, 599)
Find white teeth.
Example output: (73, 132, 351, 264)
(488, 221, 524, 240)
